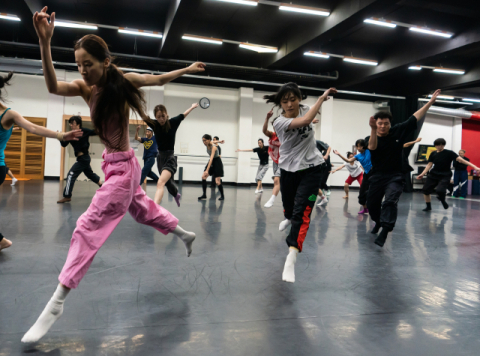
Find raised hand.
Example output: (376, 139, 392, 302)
(312, 118, 319, 124)
(416, 137, 422, 142)
(369, 116, 376, 130)
(429, 89, 441, 103)
(322, 87, 338, 98)
(333, 149, 339, 155)
(136, 125, 141, 131)
(33, 6, 55, 42)
(191, 103, 199, 109)
(187, 62, 206, 73)
(266, 109, 274, 120)
(64, 129, 83, 141)
(416, 174, 424, 180)
(220, 140, 225, 144)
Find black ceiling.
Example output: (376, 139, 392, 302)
(1, 0, 480, 101)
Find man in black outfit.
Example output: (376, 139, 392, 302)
(367, 89, 441, 247)
(418, 139, 479, 211)
(58, 116, 102, 203)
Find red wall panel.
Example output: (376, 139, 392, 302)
(462, 119, 480, 171)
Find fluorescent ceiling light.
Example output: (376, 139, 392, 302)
(429, 95, 455, 100)
(409, 27, 452, 38)
(279, 4, 330, 16)
(409, 66, 422, 70)
(182, 35, 222, 45)
(0, 13, 21, 21)
(462, 98, 480, 103)
(364, 18, 396, 28)
(54, 20, 98, 30)
(240, 43, 277, 53)
(119, 29, 162, 38)
(214, 0, 258, 6)
(433, 67, 465, 75)
(343, 56, 378, 66)
(304, 51, 330, 59)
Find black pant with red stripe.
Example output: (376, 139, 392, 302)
(280, 165, 323, 252)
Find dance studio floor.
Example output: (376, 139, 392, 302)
(1, 181, 480, 355)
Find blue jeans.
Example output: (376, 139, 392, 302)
(453, 170, 468, 198)
(140, 156, 159, 185)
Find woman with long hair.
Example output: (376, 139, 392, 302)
(0, 71, 82, 252)
(264, 82, 336, 283)
(149, 102, 199, 206)
(22, 7, 205, 343)
(198, 134, 225, 201)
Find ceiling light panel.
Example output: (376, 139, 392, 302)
(409, 27, 452, 38)
(343, 56, 378, 66)
(54, 20, 98, 30)
(240, 43, 277, 53)
(408, 66, 422, 70)
(304, 51, 330, 59)
(279, 4, 330, 16)
(433, 67, 465, 75)
(463, 98, 480, 103)
(119, 28, 162, 38)
(182, 35, 223, 45)
(364, 18, 396, 28)
(429, 94, 455, 100)
(214, 0, 258, 6)
(0, 13, 21, 21)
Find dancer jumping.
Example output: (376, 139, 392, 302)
(367, 89, 441, 247)
(265, 82, 337, 283)
(58, 116, 102, 203)
(22, 8, 204, 343)
(236, 139, 269, 194)
(331, 152, 363, 199)
(198, 134, 224, 201)
(135, 125, 159, 187)
(417, 139, 479, 210)
(1, 71, 82, 252)
(148, 103, 199, 206)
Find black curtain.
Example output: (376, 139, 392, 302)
(390, 96, 420, 192)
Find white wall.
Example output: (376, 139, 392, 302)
(3, 71, 464, 187)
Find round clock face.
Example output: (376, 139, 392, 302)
(199, 97, 210, 109)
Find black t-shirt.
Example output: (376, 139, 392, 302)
(316, 140, 331, 169)
(61, 128, 97, 156)
(147, 114, 184, 151)
(454, 156, 469, 171)
(370, 116, 418, 174)
(253, 146, 269, 165)
(429, 149, 458, 176)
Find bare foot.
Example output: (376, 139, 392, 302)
(0, 238, 12, 251)
(343, 195, 349, 199)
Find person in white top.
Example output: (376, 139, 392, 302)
(264, 82, 337, 283)
(331, 152, 364, 199)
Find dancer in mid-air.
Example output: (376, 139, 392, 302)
(264, 82, 337, 283)
(22, 7, 204, 343)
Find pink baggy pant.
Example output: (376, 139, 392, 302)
(59, 149, 179, 289)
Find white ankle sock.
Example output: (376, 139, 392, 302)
(282, 248, 298, 283)
(279, 219, 291, 231)
(173, 225, 196, 257)
(11, 178, 17, 186)
(264, 195, 276, 208)
(21, 284, 70, 343)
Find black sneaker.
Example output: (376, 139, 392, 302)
(198, 195, 207, 200)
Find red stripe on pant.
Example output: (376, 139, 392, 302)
(297, 205, 312, 252)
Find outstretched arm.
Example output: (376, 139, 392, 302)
(213, 139, 225, 145)
(134, 125, 142, 143)
(262, 110, 274, 138)
(368, 116, 378, 150)
(414, 89, 441, 120)
(236, 149, 254, 152)
(457, 157, 480, 171)
(33, 7, 90, 100)
(183, 103, 199, 118)
(417, 162, 433, 179)
(404, 137, 422, 148)
(331, 165, 345, 174)
(6, 110, 82, 141)
(125, 63, 206, 88)
(334, 149, 356, 163)
(288, 88, 337, 130)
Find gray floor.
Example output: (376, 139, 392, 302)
(1, 181, 480, 356)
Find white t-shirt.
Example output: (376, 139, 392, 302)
(273, 105, 324, 172)
(346, 161, 363, 177)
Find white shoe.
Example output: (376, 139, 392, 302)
(264, 198, 275, 208)
(325, 190, 331, 196)
(317, 196, 328, 206)
(10, 178, 18, 186)
(279, 219, 291, 231)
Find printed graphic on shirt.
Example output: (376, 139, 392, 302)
(143, 140, 154, 150)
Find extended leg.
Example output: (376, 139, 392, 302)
(154, 170, 173, 205)
(366, 175, 386, 233)
(60, 160, 87, 202)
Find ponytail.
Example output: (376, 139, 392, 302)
(0, 72, 14, 103)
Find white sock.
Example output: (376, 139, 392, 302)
(279, 219, 291, 231)
(173, 225, 196, 257)
(11, 178, 17, 186)
(264, 195, 276, 208)
(21, 284, 70, 343)
(282, 248, 298, 283)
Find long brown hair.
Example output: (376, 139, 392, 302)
(0, 72, 14, 103)
(74, 34, 154, 149)
(153, 104, 171, 132)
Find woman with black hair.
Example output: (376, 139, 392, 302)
(58, 115, 103, 203)
(22, 7, 204, 343)
(148, 102, 199, 206)
(236, 138, 270, 194)
(331, 152, 364, 199)
(264, 82, 337, 283)
(0, 71, 82, 252)
(417, 138, 479, 211)
(199, 134, 225, 201)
